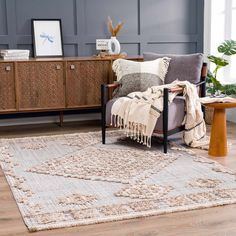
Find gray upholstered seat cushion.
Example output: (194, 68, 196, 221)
(106, 96, 185, 132)
(143, 53, 203, 84)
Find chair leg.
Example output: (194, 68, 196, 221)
(101, 84, 107, 144)
(58, 111, 63, 127)
(163, 130, 168, 153)
(102, 122, 106, 144)
(163, 88, 169, 153)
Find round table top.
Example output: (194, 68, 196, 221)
(205, 102, 236, 109)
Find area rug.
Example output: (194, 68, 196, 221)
(0, 131, 236, 231)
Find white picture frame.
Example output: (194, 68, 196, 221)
(32, 19, 64, 57)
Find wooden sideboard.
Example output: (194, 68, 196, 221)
(0, 56, 142, 124)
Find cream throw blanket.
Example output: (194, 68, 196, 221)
(111, 80, 209, 148)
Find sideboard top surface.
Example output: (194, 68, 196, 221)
(0, 56, 143, 63)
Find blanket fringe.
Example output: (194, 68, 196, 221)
(111, 114, 152, 148)
(110, 80, 208, 149)
(159, 57, 171, 81)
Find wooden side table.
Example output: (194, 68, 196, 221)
(206, 102, 236, 157)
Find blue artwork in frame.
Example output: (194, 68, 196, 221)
(32, 19, 64, 57)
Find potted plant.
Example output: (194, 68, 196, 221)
(207, 39, 236, 95)
(205, 39, 236, 124)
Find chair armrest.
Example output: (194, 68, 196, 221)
(101, 83, 120, 106)
(168, 87, 184, 93)
(195, 80, 206, 87)
(199, 62, 207, 98)
(194, 80, 206, 98)
(104, 83, 120, 89)
(167, 80, 206, 97)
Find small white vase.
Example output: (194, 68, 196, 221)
(108, 36, 121, 55)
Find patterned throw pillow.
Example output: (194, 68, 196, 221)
(112, 57, 171, 98)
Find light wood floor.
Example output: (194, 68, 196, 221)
(0, 120, 236, 236)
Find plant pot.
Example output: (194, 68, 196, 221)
(205, 106, 214, 125)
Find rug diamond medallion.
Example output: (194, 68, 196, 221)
(27, 147, 177, 184)
(0, 131, 236, 231)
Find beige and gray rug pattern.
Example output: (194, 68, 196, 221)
(0, 131, 236, 231)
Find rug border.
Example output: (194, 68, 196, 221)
(27, 198, 236, 231)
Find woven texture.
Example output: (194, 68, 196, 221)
(0, 62, 16, 110)
(66, 61, 110, 107)
(0, 131, 236, 232)
(17, 62, 65, 109)
(205, 106, 214, 125)
(112, 58, 170, 97)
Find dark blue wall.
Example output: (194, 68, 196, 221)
(0, 0, 204, 57)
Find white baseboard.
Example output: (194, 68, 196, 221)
(0, 113, 101, 127)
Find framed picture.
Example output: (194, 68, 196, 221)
(32, 19, 64, 57)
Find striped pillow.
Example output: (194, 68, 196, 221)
(112, 57, 171, 98)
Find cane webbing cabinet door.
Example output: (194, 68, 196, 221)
(0, 62, 16, 112)
(17, 61, 65, 110)
(0, 56, 142, 123)
(66, 60, 110, 108)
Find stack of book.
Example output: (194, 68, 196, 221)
(0, 49, 30, 60)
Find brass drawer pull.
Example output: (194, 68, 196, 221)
(70, 65, 75, 70)
(5, 66, 11, 71)
(56, 65, 61, 70)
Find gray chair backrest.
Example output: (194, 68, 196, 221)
(143, 53, 203, 85)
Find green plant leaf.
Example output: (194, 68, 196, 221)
(207, 87, 215, 95)
(218, 39, 236, 56)
(221, 84, 236, 95)
(206, 71, 223, 95)
(211, 77, 222, 89)
(207, 39, 236, 96)
(207, 55, 229, 67)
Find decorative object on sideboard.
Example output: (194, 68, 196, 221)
(109, 36, 121, 55)
(95, 17, 125, 58)
(107, 16, 124, 55)
(96, 39, 111, 51)
(94, 52, 127, 59)
(95, 39, 111, 58)
(0, 49, 30, 60)
(96, 39, 127, 58)
(32, 19, 64, 58)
